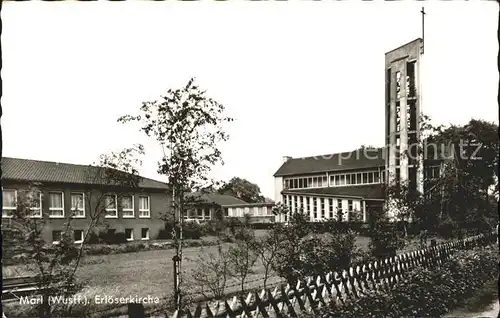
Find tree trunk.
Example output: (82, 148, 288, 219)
(38, 294, 51, 318)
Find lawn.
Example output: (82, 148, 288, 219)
(2, 232, 442, 316)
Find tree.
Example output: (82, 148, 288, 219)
(191, 242, 232, 300)
(270, 204, 360, 285)
(217, 177, 265, 203)
(368, 207, 406, 259)
(7, 147, 143, 318)
(250, 232, 281, 290)
(228, 229, 258, 294)
(118, 78, 233, 311)
(425, 119, 499, 232)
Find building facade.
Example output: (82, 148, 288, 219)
(274, 149, 386, 223)
(224, 202, 275, 223)
(184, 192, 275, 223)
(1, 157, 171, 243)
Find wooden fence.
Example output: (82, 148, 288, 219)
(162, 232, 496, 318)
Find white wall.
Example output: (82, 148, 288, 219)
(274, 177, 283, 203)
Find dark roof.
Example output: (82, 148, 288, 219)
(282, 184, 385, 200)
(274, 148, 385, 177)
(185, 192, 248, 206)
(223, 202, 275, 208)
(1, 157, 169, 190)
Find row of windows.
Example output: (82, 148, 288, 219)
(230, 206, 271, 217)
(284, 170, 384, 190)
(183, 207, 212, 220)
(282, 195, 361, 221)
(52, 228, 150, 244)
(424, 166, 441, 179)
(2, 189, 150, 219)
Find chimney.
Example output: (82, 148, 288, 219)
(282, 156, 292, 163)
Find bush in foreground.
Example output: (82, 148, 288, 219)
(315, 246, 498, 318)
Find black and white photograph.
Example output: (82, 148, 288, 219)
(1, 1, 499, 317)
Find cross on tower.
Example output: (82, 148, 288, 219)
(421, 7, 426, 54)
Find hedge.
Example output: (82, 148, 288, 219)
(315, 245, 498, 318)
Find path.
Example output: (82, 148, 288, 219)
(445, 299, 499, 318)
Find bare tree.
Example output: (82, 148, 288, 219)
(191, 242, 232, 300)
(118, 77, 233, 311)
(228, 229, 258, 293)
(251, 231, 281, 289)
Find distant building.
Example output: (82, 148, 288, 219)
(184, 192, 275, 223)
(1, 157, 171, 243)
(274, 149, 386, 223)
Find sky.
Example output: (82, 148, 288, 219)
(2, 1, 498, 199)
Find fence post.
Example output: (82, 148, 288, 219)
(127, 303, 145, 318)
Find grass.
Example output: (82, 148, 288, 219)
(460, 277, 498, 312)
(2, 231, 443, 317)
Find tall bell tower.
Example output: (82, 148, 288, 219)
(384, 37, 424, 195)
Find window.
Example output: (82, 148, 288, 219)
(298, 179, 303, 188)
(125, 228, 134, 241)
(317, 177, 323, 187)
(104, 195, 118, 218)
(71, 193, 85, 218)
(196, 208, 203, 219)
(368, 172, 374, 183)
(320, 198, 325, 219)
(292, 179, 298, 189)
(2, 189, 17, 218)
(49, 192, 64, 218)
(141, 228, 150, 240)
(322, 176, 328, 186)
(26, 191, 42, 218)
(396, 71, 401, 99)
(345, 174, 352, 185)
(337, 199, 342, 211)
(362, 173, 369, 184)
(306, 197, 310, 214)
(139, 196, 150, 218)
(329, 176, 335, 186)
(335, 175, 340, 186)
(204, 208, 210, 219)
(339, 175, 345, 185)
(329, 199, 334, 218)
(348, 200, 353, 211)
(121, 195, 134, 218)
(52, 230, 62, 244)
(284, 180, 290, 189)
(303, 178, 309, 188)
(312, 177, 318, 187)
(356, 173, 362, 184)
(299, 196, 303, 211)
(74, 230, 84, 244)
(313, 198, 317, 219)
(292, 196, 297, 213)
(224, 208, 229, 217)
(374, 171, 380, 183)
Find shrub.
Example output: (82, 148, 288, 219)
(368, 221, 406, 259)
(318, 246, 498, 317)
(156, 221, 203, 240)
(184, 222, 202, 239)
(113, 232, 129, 244)
(200, 220, 225, 236)
(86, 231, 101, 244)
(436, 217, 459, 239)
